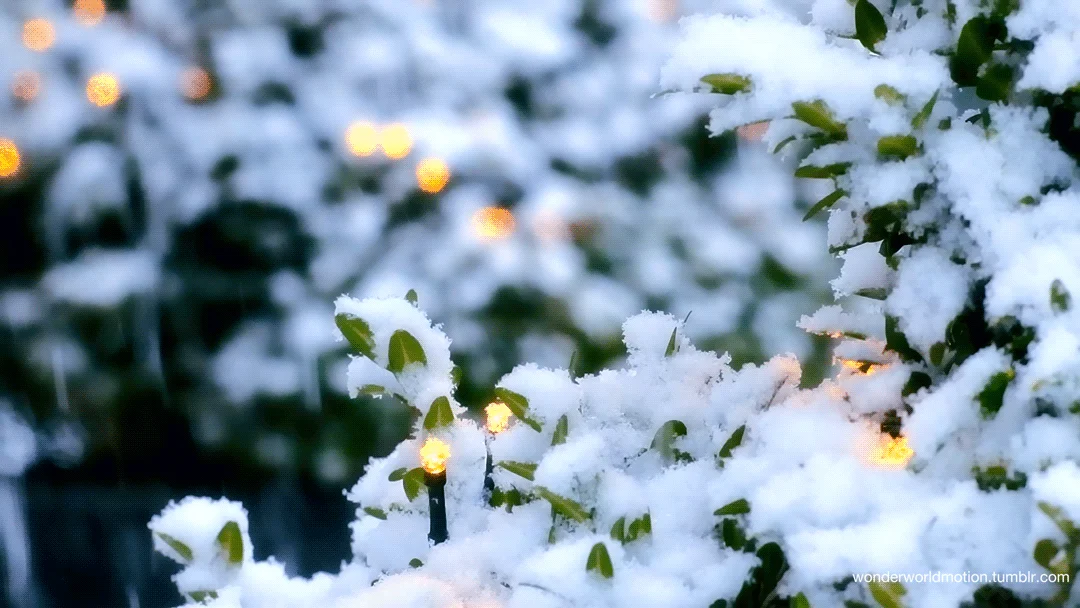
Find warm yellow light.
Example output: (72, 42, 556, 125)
(420, 437, 451, 475)
(74, 0, 106, 26)
(485, 401, 513, 434)
(380, 123, 412, 160)
(12, 71, 42, 103)
(0, 139, 21, 179)
(871, 434, 914, 469)
(472, 207, 516, 241)
(180, 66, 212, 101)
(86, 73, 121, 107)
(344, 121, 378, 157)
(737, 121, 770, 142)
(22, 19, 55, 52)
(840, 359, 881, 375)
(416, 157, 451, 194)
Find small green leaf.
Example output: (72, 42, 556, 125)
(610, 517, 626, 543)
(791, 592, 812, 608)
(804, 189, 846, 221)
(552, 415, 569, 446)
(451, 365, 462, 387)
(911, 91, 939, 129)
(651, 420, 689, 463)
(405, 289, 419, 306)
(976, 62, 1014, 102)
(387, 330, 427, 373)
(855, 287, 889, 300)
(626, 513, 652, 541)
(536, 487, 590, 522)
(1037, 502, 1079, 540)
(497, 461, 538, 481)
(585, 542, 614, 578)
(715, 498, 751, 517)
(388, 467, 408, 482)
(877, 135, 919, 160)
(773, 135, 799, 154)
(335, 314, 376, 359)
(216, 521, 244, 565)
(928, 342, 946, 367)
(409, 558, 424, 568)
(950, 16, 997, 87)
(423, 396, 455, 430)
(363, 507, 388, 520)
(717, 425, 746, 462)
(720, 518, 748, 550)
(874, 85, 904, 105)
(403, 467, 426, 501)
(794, 163, 852, 179)
(855, 0, 888, 52)
(1051, 279, 1071, 312)
(189, 591, 219, 602)
(700, 73, 752, 95)
(665, 327, 678, 356)
(977, 369, 1014, 418)
(360, 384, 387, 397)
(902, 371, 932, 397)
(792, 101, 848, 138)
(494, 387, 530, 420)
(868, 580, 906, 608)
(155, 532, 193, 563)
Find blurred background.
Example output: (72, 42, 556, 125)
(0, 0, 836, 606)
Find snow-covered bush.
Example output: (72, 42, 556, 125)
(0, 0, 829, 481)
(149, 0, 1080, 606)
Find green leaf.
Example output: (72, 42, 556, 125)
(1037, 502, 1079, 541)
(155, 532, 193, 563)
(387, 330, 427, 373)
(977, 369, 1014, 418)
(450, 365, 462, 387)
(792, 101, 848, 138)
(610, 517, 626, 543)
(552, 415, 569, 446)
(928, 342, 946, 367)
(912, 91, 938, 129)
(423, 396, 455, 430)
(388, 467, 408, 482)
(773, 135, 799, 154)
(497, 461, 538, 481)
(1051, 279, 1072, 312)
(651, 420, 689, 463)
(494, 387, 530, 420)
(1033, 539, 1063, 572)
(855, 0, 888, 52)
(701, 73, 752, 95)
(715, 498, 751, 517)
(902, 371, 932, 397)
(855, 287, 889, 300)
(363, 507, 387, 520)
(189, 591, 219, 602)
(216, 521, 244, 565)
(405, 289, 419, 306)
(976, 62, 1014, 102)
(720, 518, 748, 550)
(409, 558, 424, 568)
(665, 327, 678, 356)
(794, 163, 852, 179)
(877, 135, 918, 161)
(403, 467, 426, 501)
(717, 425, 746, 462)
(874, 85, 904, 105)
(868, 580, 906, 608)
(950, 16, 997, 87)
(804, 189, 846, 221)
(360, 384, 387, 397)
(627, 513, 652, 541)
(585, 542, 614, 578)
(536, 487, 590, 522)
(335, 314, 376, 359)
(791, 592, 812, 608)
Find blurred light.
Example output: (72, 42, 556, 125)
(648, 0, 679, 22)
(870, 434, 914, 469)
(0, 139, 21, 179)
(839, 359, 881, 375)
(74, 0, 106, 26)
(420, 437, 451, 475)
(485, 401, 512, 434)
(345, 121, 378, 157)
(472, 207, 516, 241)
(22, 19, 55, 52)
(180, 66, 212, 101)
(12, 71, 42, 103)
(737, 121, 770, 142)
(416, 157, 450, 193)
(86, 73, 121, 107)
(380, 123, 412, 160)
(533, 210, 568, 243)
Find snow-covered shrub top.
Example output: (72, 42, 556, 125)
(149, 1, 1080, 606)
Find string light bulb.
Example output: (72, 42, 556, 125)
(485, 401, 513, 434)
(380, 123, 412, 160)
(345, 121, 378, 158)
(416, 157, 450, 194)
(870, 434, 914, 469)
(73, 0, 106, 26)
(22, 19, 55, 52)
(12, 71, 42, 103)
(86, 73, 121, 107)
(180, 66, 212, 101)
(0, 139, 22, 179)
(420, 436, 451, 476)
(472, 207, 516, 241)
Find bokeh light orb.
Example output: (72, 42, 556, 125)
(74, 0, 106, 26)
(471, 207, 516, 241)
(180, 66, 212, 101)
(345, 121, 378, 157)
(22, 19, 55, 52)
(380, 123, 412, 160)
(415, 158, 450, 194)
(12, 71, 42, 103)
(86, 73, 121, 107)
(0, 139, 22, 179)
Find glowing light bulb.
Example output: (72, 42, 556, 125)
(12, 71, 42, 103)
(74, 0, 106, 26)
(870, 434, 914, 469)
(86, 73, 121, 107)
(420, 437, 451, 475)
(737, 121, 770, 142)
(471, 207, 515, 241)
(22, 19, 55, 52)
(416, 157, 451, 194)
(180, 66, 212, 101)
(840, 359, 881, 375)
(380, 123, 412, 160)
(345, 121, 378, 157)
(485, 401, 513, 434)
(0, 139, 22, 179)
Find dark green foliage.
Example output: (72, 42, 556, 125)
(885, 315, 923, 363)
(855, 0, 888, 52)
(973, 465, 1027, 491)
